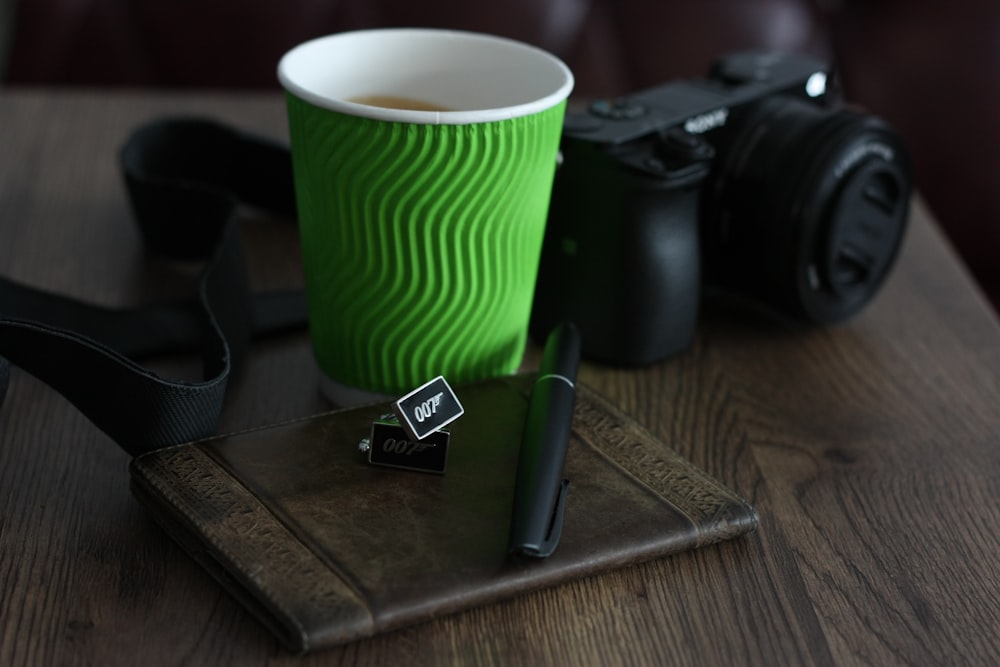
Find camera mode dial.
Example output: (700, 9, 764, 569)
(589, 98, 647, 121)
(711, 53, 778, 85)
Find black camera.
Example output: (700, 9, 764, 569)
(530, 52, 912, 365)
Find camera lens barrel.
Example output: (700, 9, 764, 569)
(701, 96, 911, 323)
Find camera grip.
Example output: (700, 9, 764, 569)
(531, 182, 701, 366)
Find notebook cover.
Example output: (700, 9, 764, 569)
(129, 374, 758, 653)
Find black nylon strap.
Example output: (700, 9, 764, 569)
(0, 118, 307, 456)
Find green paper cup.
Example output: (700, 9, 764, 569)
(278, 29, 573, 403)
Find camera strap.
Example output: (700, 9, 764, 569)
(0, 118, 308, 456)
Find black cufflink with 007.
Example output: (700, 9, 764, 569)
(358, 376, 464, 475)
(360, 415, 451, 474)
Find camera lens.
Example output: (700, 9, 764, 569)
(701, 96, 911, 323)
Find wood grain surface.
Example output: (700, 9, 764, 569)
(2, 91, 999, 666)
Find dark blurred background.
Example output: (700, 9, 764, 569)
(2, 0, 997, 311)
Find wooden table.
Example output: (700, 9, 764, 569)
(2, 90, 999, 666)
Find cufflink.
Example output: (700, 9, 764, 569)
(357, 376, 464, 475)
(391, 375, 464, 441)
(359, 414, 450, 474)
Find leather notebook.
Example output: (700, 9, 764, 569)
(129, 374, 758, 653)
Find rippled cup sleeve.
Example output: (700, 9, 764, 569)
(285, 94, 567, 396)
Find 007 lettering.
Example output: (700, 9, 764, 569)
(381, 438, 432, 455)
(412, 392, 444, 423)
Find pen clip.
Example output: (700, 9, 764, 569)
(515, 478, 570, 559)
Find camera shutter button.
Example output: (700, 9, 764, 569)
(655, 128, 715, 163)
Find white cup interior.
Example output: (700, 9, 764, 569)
(278, 28, 574, 125)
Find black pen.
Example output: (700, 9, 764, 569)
(508, 321, 581, 558)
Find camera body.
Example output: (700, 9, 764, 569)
(530, 52, 912, 365)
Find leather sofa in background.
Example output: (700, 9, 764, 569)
(5, 0, 998, 311)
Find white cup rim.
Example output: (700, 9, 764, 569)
(277, 28, 574, 125)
